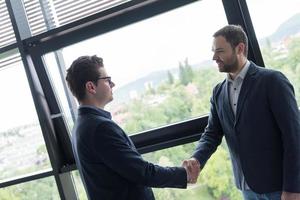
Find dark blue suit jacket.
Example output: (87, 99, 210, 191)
(193, 62, 300, 193)
(72, 107, 187, 200)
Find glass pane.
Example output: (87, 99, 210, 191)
(247, 0, 300, 105)
(0, 176, 60, 200)
(0, 1, 16, 48)
(72, 170, 88, 200)
(71, 143, 242, 200)
(43, 52, 75, 131)
(45, 0, 227, 135)
(22, 0, 131, 36)
(23, 0, 48, 35)
(143, 142, 242, 200)
(0, 52, 51, 181)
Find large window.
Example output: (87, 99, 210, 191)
(0, 176, 59, 200)
(2, 0, 278, 199)
(43, 0, 236, 199)
(0, 51, 51, 182)
(72, 171, 88, 200)
(44, 0, 227, 135)
(144, 142, 242, 200)
(22, 0, 131, 36)
(247, 0, 300, 105)
(71, 142, 241, 200)
(0, 1, 16, 48)
(43, 52, 75, 132)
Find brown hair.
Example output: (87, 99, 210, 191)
(66, 55, 103, 101)
(213, 25, 248, 56)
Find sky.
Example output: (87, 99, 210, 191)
(0, 0, 300, 131)
(247, 0, 300, 38)
(62, 0, 300, 88)
(62, 0, 227, 88)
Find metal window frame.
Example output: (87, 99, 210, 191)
(222, 0, 264, 67)
(0, 0, 266, 199)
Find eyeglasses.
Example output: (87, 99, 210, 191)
(97, 76, 113, 86)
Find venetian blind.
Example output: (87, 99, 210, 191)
(0, 1, 16, 48)
(23, 0, 131, 36)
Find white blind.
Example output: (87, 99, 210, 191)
(23, 0, 131, 36)
(0, 51, 21, 69)
(0, 1, 16, 48)
(23, 0, 48, 35)
(53, 0, 130, 25)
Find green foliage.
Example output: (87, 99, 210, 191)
(0, 178, 60, 200)
(118, 37, 300, 199)
(179, 58, 194, 85)
(119, 60, 238, 200)
(167, 70, 175, 84)
(261, 36, 300, 103)
(0, 190, 20, 200)
(287, 37, 300, 69)
(1, 36, 299, 200)
(200, 145, 242, 200)
(143, 142, 239, 200)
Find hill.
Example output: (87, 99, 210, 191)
(259, 13, 300, 45)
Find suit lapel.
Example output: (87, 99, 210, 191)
(235, 63, 258, 125)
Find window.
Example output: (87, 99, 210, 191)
(247, 0, 300, 105)
(0, 51, 51, 182)
(0, 176, 60, 199)
(43, 0, 227, 135)
(71, 142, 241, 200)
(23, 0, 48, 35)
(43, 52, 76, 131)
(144, 142, 241, 200)
(72, 171, 88, 200)
(23, 0, 131, 35)
(0, 1, 16, 48)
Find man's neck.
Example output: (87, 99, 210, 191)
(229, 58, 247, 80)
(80, 99, 105, 109)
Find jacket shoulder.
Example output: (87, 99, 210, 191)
(212, 79, 226, 97)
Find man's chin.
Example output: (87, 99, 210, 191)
(218, 66, 225, 72)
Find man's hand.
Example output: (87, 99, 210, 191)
(182, 158, 201, 184)
(281, 192, 300, 200)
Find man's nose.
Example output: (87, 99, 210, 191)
(212, 53, 217, 60)
(110, 81, 115, 88)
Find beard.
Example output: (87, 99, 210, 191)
(218, 54, 239, 73)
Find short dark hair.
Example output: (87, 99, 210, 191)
(213, 24, 248, 56)
(66, 55, 104, 101)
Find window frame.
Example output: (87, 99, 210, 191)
(0, 0, 265, 199)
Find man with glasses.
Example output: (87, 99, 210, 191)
(65, 55, 199, 200)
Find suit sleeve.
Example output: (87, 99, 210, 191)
(92, 122, 187, 188)
(192, 85, 224, 168)
(267, 71, 300, 192)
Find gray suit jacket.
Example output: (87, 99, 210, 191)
(193, 62, 300, 193)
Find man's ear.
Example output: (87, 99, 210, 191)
(236, 42, 245, 55)
(85, 81, 97, 95)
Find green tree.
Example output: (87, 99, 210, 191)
(184, 58, 194, 81)
(200, 144, 242, 200)
(178, 59, 195, 86)
(167, 70, 174, 84)
(179, 62, 189, 85)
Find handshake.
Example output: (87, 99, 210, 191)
(182, 158, 201, 184)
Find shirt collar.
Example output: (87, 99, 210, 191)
(79, 105, 112, 119)
(227, 60, 250, 82)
